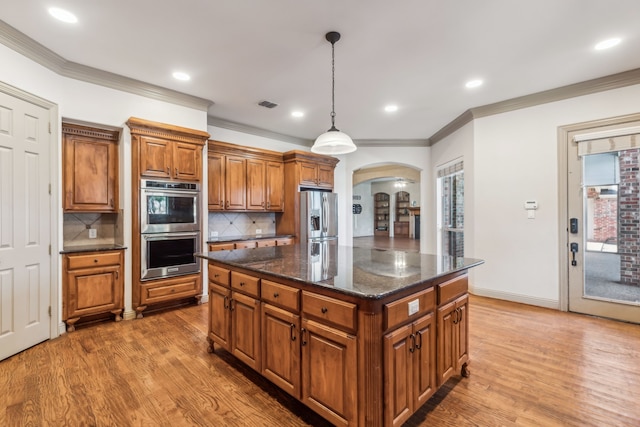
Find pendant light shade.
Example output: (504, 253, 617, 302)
(311, 31, 357, 155)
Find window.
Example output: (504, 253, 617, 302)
(437, 161, 464, 257)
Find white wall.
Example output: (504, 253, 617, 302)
(352, 181, 373, 237)
(468, 83, 640, 308)
(0, 44, 208, 331)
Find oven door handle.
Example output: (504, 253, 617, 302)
(143, 232, 200, 241)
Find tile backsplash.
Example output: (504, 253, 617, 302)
(63, 212, 123, 246)
(208, 212, 275, 238)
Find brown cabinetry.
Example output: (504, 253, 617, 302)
(127, 117, 209, 317)
(276, 151, 339, 238)
(436, 276, 470, 386)
(139, 135, 202, 182)
(383, 287, 437, 426)
(63, 250, 124, 332)
(208, 140, 284, 212)
(62, 122, 120, 212)
(208, 237, 293, 252)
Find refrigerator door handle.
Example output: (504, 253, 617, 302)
(322, 194, 328, 234)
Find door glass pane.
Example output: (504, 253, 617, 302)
(584, 149, 640, 304)
(441, 171, 464, 257)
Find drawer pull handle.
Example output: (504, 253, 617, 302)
(214, 274, 219, 278)
(415, 331, 422, 350)
(239, 282, 245, 286)
(273, 292, 279, 298)
(409, 333, 416, 353)
(301, 327, 307, 346)
(290, 323, 296, 341)
(321, 307, 328, 314)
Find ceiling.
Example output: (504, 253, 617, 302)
(2, 1, 640, 146)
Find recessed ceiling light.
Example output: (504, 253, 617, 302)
(594, 38, 621, 50)
(172, 72, 191, 81)
(384, 105, 398, 113)
(465, 79, 483, 89)
(48, 7, 78, 23)
(291, 111, 304, 118)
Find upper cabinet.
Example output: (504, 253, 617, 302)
(298, 160, 335, 189)
(62, 122, 120, 212)
(127, 117, 209, 183)
(208, 140, 284, 212)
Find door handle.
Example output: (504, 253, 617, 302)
(570, 243, 578, 266)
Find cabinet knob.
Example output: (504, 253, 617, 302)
(214, 273, 219, 278)
(321, 307, 328, 314)
(239, 282, 245, 286)
(273, 292, 279, 298)
(94, 259, 98, 263)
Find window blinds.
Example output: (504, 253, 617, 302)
(575, 126, 640, 156)
(437, 160, 463, 178)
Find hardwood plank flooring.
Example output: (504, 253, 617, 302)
(1, 296, 639, 426)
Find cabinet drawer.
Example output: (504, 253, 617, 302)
(209, 243, 235, 251)
(235, 241, 257, 249)
(384, 287, 435, 331)
(66, 251, 122, 270)
(209, 264, 230, 287)
(256, 239, 276, 248)
(302, 291, 357, 332)
(231, 271, 260, 297)
(261, 280, 300, 312)
(437, 275, 469, 305)
(275, 238, 293, 246)
(142, 277, 200, 303)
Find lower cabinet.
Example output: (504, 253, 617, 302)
(63, 250, 124, 332)
(139, 274, 201, 307)
(437, 293, 469, 385)
(301, 318, 357, 426)
(261, 303, 301, 396)
(384, 313, 436, 427)
(231, 291, 261, 370)
(208, 237, 294, 252)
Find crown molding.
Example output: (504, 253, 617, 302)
(0, 20, 212, 111)
(207, 116, 312, 146)
(356, 139, 429, 148)
(430, 67, 640, 145)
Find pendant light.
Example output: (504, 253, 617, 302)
(311, 31, 357, 155)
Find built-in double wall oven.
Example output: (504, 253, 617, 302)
(140, 179, 201, 281)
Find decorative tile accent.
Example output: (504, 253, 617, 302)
(63, 213, 121, 246)
(208, 212, 276, 237)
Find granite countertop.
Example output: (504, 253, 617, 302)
(207, 234, 294, 244)
(198, 244, 484, 300)
(61, 244, 127, 254)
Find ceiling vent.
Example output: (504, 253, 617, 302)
(258, 100, 278, 109)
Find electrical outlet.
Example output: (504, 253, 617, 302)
(88, 228, 97, 239)
(210, 231, 218, 238)
(255, 229, 262, 234)
(408, 299, 419, 316)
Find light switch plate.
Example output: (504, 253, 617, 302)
(408, 299, 419, 316)
(256, 229, 262, 234)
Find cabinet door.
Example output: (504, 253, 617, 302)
(436, 299, 456, 386)
(383, 323, 414, 427)
(262, 303, 301, 397)
(265, 161, 284, 211)
(140, 136, 172, 179)
(246, 158, 266, 210)
(207, 153, 225, 210)
(231, 291, 261, 371)
(455, 294, 469, 369)
(301, 318, 357, 426)
(209, 283, 231, 351)
(317, 163, 335, 189)
(298, 161, 318, 186)
(64, 265, 122, 320)
(413, 312, 436, 408)
(173, 142, 201, 181)
(63, 134, 118, 212)
(225, 156, 246, 210)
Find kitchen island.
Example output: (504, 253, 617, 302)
(198, 244, 483, 426)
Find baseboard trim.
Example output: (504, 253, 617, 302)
(58, 322, 67, 335)
(470, 286, 560, 310)
(123, 310, 137, 321)
(200, 294, 209, 304)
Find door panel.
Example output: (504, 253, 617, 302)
(0, 90, 52, 361)
(568, 131, 640, 323)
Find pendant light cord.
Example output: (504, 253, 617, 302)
(330, 39, 338, 131)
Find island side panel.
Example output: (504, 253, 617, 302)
(358, 309, 384, 426)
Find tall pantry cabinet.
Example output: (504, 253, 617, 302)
(127, 117, 209, 318)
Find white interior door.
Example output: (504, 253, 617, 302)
(0, 89, 52, 360)
(567, 128, 640, 324)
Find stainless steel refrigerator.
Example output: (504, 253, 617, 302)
(299, 190, 338, 242)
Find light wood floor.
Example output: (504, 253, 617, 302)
(1, 296, 639, 426)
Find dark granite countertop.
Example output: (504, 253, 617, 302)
(61, 244, 127, 254)
(207, 234, 294, 244)
(197, 244, 483, 300)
